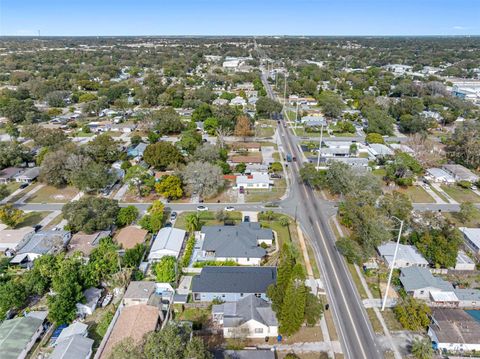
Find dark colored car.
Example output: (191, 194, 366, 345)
(243, 215, 250, 222)
(19, 183, 29, 189)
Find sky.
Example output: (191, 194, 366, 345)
(0, 0, 479, 36)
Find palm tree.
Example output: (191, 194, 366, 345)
(185, 213, 201, 232)
(411, 338, 434, 359)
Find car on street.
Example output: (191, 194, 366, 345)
(170, 211, 177, 221)
(224, 206, 235, 211)
(239, 186, 245, 194)
(196, 205, 208, 211)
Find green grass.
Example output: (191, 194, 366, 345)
(444, 210, 480, 227)
(5, 182, 20, 193)
(395, 185, 435, 203)
(245, 178, 286, 203)
(174, 211, 243, 231)
(372, 168, 386, 178)
(440, 185, 480, 203)
(6, 183, 40, 203)
(15, 211, 50, 228)
(346, 262, 368, 300)
(366, 308, 384, 334)
(26, 185, 79, 203)
(429, 185, 449, 202)
(382, 308, 403, 332)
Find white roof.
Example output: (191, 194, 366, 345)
(369, 144, 394, 156)
(378, 243, 429, 267)
(430, 291, 458, 302)
(460, 227, 480, 249)
(389, 143, 414, 154)
(148, 227, 186, 260)
(426, 168, 455, 181)
(236, 172, 271, 185)
(456, 250, 475, 265)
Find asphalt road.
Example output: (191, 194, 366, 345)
(260, 70, 383, 359)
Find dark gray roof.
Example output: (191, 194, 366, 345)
(223, 350, 275, 359)
(192, 266, 277, 294)
(214, 294, 277, 327)
(400, 267, 454, 292)
(124, 281, 156, 300)
(51, 334, 94, 359)
(201, 223, 272, 258)
(17, 230, 70, 255)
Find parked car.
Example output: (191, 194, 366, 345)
(224, 206, 235, 211)
(33, 224, 42, 232)
(239, 186, 245, 194)
(270, 173, 282, 179)
(243, 215, 250, 222)
(19, 183, 29, 189)
(197, 205, 208, 211)
(170, 211, 177, 221)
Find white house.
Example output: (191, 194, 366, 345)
(425, 168, 456, 184)
(230, 96, 246, 107)
(453, 250, 476, 271)
(399, 267, 454, 300)
(212, 295, 278, 339)
(76, 287, 102, 317)
(236, 172, 272, 189)
(442, 164, 479, 183)
(148, 227, 186, 261)
(377, 243, 429, 268)
(460, 227, 480, 255)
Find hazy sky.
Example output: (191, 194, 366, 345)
(0, 0, 479, 36)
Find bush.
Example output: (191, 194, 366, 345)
(458, 180, 472, 189)
(95, 310, 114, 338)
(193, 260, 238, 268)
(181, 235, 195, 268)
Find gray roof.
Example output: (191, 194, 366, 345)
(124, 281, 156, 300)
(377, 243, 429, 267)
(400, 267, 454, 292)
(442, 164, 479, 182)
(454, 288, 480, 301)
(213, 294, 277, 327)
(223, 350, 275, 359)
(14, 167, 40, 180)
(201, 223, 272, 259)
(55, 322, 88, 345)
(0, 316, 44, 359)
(460, 227, 480, 249)
(51, 334, 94, 359)
(16, 230, 70, 255)
(192, 266, 277, 294)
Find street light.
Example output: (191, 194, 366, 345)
(381, 215, 404, 311)
(316, 124, 324, 170)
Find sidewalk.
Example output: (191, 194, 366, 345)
(431, 183, 458, 204)
(422, 184, 446, 204)
(15, 184, 45, 204)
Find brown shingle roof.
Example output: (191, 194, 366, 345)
(114, 226, 147, 250)
(229, 155, 263, 164)
(100, 305, 158, 359)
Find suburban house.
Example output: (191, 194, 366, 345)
(197, 223, 273, 265)
(213, 98, 229, 106)
(442, 164, 479, 183)
(212, 294, 278, 339)
(14, 167, 40, 183)
(0, 167, 23, 184)
(10, 230, 71, 267)
(399, 267, 454, 300)
(453, 251, 476, 271)
(51, 335, 93, 359)
(148, 227, 186, 261)
(54, 322, 88, 346)
(428, 309, 480, 353)
(67, 231, 112, 257)
(127, 143, 148, 158)
(191, 266, 277, 302)
(0, 227, 35, 254)
(76, 287, 102, 317)
(114, 226, 148, 250)
(236, 172, 272, 190)
(425, 168, 456, 184)
(459, 227, 480, 255)
(367, 143, 394, 157)
(377, 243, 429, 268)
(454, 288, 480, 308)
(123, 281, 156, 307)
(0, 311, 47, 359)
(229, 155, 263, 165)
(99, 304, 159, 359)
(230, 96, 246, 107)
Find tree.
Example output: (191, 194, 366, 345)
(70, 161, 115, 192)
(300, 164, 327, 189)
(125, 165, 154, 197)
(379, 191, 413, 223)
(280, 279, 306, 335)
(153, 256, 177, 283)
(0, 142, 32, 169)
(153, 108, 185, 135)
(62, 197, 120, 234)
(185, 213, 201, 232)
(336, 237, 364, 264)
(446, 120, 480, 169)
(130, 134, 142, 146)
(317, 91, 345, 118)
(365, 132, 385, 144)
(155, 175, 183, 200)
(85, 134, 121, 164)
(256, 97, 282, 117)
(304, 293, 324, 326)
(364, 106, 395, 136)
(0, 280, 28, 320)
(0, 204, 26, 228)
(139, 200, 164, 233)
(182, 161, 224, 199)
(143, 142, 184, 170)
(109, 338, 145, 359)
(22, 125, 69, 148)
(117, 206, 139, 226)
(0, 184, 10, 201)
(235, 162, 246, 174)
(83, 238, 120, 287)
(234, 115, 252, 139)
(203, 117, 219, 135)
(411, 338, 434, 359)
(193, 143, 221, 163)
(458, 201, 478, 223)
(123, 243, 146, 268)
(393, 297, 431, 331)
(270, 162, 283, 173)
(178, 131, 202, 155)
(192, 103, 213, 122)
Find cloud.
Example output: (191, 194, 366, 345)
(452, 26, 468, 30)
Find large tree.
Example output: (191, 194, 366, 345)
(0, 142, 32, 170)
(446, 120, 480, 170)
(0, 204, 26, 228)
(255, 97, 282, 117)
(143, 142, 184, 170)
(317, 91, 345, 118)
(182, 161, 224, 199)
(85, 134, 121, 164)
(155, 175, 183, 200)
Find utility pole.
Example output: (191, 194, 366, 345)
(283, 73, 288, 107)
(295, 102, 299, 129)
(381, 216, 404, 311)
(316, 124, 324, 169)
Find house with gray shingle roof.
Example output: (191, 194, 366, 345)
(399, 267, 454, 300)
(212, 294, 278, 338)
(51, 335, 93, 359)
(192, 266, 277, 302)
(197, 223, 273, 265)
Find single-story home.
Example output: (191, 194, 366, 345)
(367, 143, 394, 157)
(0, 227, 35, 254)
(222, 350, 275, 359)
(231, 142, 261, 153)
(230, 96, 246, 106)
(76, 287, 102, 317)
(148, 227, 186, 261)
(191, 266, 277, 302)
(442, 164, 479, 183)
(123, 281, 156, 307)
(425, 168, 456, 184)
(460, 227, 480, 255)
(454, 288, 480, 308)
(213, 294, 278, 339)
(99, 304, 159, 359)
(54, 322, 88, 346)
(236, 172, 272, 190)
(399, 267, 454, 300)
(377, 243, 429, 268)
(197, 223, 273, 265)
(428, 309, 480, 353)
(115, 226, 148, 250)
(67, 231, 111, 257)
(50, 334, 93, 359)
(453, 250, 476, 271)
(0, 167, 23, 184)
(0, 311, 47, 359)
(14, 167, 40, 183)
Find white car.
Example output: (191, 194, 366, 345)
(224, 206, 235, 212)
(196, 205, 208, 211)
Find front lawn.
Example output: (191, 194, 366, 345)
(174, 211, 243, 230)
(245, 178, 286, 203)
(26, 185, 79, 203)
(15, 211, 50, 228)
(395, 185, 435, 203)
(440, 185, 480, 203)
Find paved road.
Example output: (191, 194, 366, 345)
(260, 69, 383, 359)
